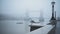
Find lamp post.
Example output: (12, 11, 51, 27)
(50, 0, 56, 20)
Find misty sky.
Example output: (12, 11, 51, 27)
(0, 0, 60, 20)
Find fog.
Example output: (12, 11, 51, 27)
(0, 0, 60, 34)
(0, 0, 60, 20)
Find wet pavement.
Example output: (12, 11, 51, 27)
(56, 21, 60, 34)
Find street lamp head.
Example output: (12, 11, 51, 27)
(51, 1, 55, 5)
(51, 0, 55, 5)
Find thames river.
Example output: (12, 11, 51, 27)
(0, 20, 60, 34)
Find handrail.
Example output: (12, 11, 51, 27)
(27, 25, 55, 34)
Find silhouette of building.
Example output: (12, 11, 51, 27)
(39, 10, 44, 22)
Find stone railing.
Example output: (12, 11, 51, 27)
(27, 25, 55, 34)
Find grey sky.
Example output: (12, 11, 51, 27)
(0, 0, 60, 20)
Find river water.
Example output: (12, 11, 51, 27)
(0, 20, 60, 34)
(0, 20, 30, 34)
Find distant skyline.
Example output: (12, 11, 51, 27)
(0, 0, 60, 20)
